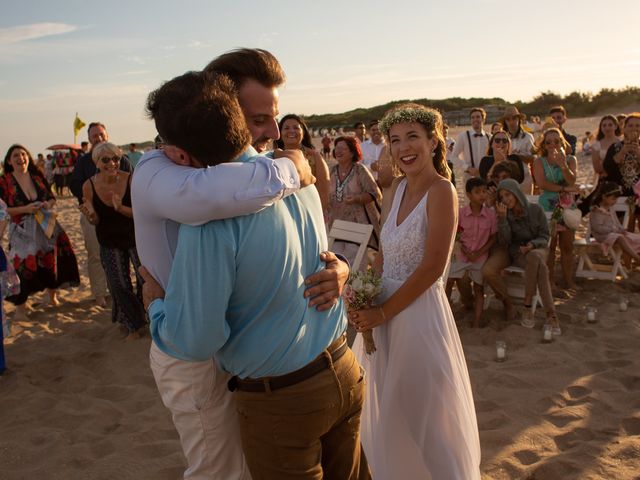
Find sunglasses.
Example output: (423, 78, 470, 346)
(493, 138, 509, 144)
(99, 156, 120, 164)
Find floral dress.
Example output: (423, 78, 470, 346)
(328, 162, 382, 249)
(0, 172, 80, 305)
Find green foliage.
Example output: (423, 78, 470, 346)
(303, 86, 640, 129)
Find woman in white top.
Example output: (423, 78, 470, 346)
(591, 115, 621, 179)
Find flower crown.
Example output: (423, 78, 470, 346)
(379, 105, 439, 137)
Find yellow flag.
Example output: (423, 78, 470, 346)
(73, 113, 86, 140)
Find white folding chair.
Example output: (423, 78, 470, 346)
(327, 220, 374, 271)
(575, 197, 631, 281)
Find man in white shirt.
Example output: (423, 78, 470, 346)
(133, 49, 349, 480)
(354, 121, 367, 143)
(501, 106, 535, 194)
(360, 120, 385, 178)
(452, 107, 491, 178)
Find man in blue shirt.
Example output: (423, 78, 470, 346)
(141, 71, 369, 479)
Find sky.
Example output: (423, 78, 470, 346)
(1, 0, 639, 155)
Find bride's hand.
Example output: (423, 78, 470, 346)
(349, 307, 387, 332)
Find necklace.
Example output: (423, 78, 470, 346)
(335, 164, 355, 203)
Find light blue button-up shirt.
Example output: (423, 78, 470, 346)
(148, 157, 346, 379)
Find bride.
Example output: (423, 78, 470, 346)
(350, 103, 481, 479)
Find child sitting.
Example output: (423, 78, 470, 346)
(589, 181, 640, 261)
(446, 177, 497, 327)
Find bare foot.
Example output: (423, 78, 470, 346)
(48, 292, 61, 307)
(94, 295, 107, 308)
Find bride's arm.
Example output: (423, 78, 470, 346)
(351, 179, 457, 331)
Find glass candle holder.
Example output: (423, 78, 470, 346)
(586, 306, 597, 323)
(495, 340, 507, 362)
(619, 298, 629, 312)
(542, 324, 553, 343)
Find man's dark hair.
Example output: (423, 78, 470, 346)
(203, 48, 285, 89)
(368, 120, 380, 128)
(470, 108, 486, 120)
(465, 176, 487, 193)
(354, 122, 365, 129)
(146, 70, 250, 166)
(87, 122, 106, 137)
(81, 141, 89, 148)
(489, 162, 515, 180)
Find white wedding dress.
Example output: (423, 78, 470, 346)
(354, 179, 481, 480)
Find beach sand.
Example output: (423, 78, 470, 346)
(1, 116, 639, 479)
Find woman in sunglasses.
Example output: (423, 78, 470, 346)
(533, 128, 580, 293)
(80, 142, 145, 339)
(0, 144, 80, 320)
(479, 131, 525, 186)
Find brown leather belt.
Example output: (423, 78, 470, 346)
(228, 334, 348, 393)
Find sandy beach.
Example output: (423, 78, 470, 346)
(1, 117, 639, 479)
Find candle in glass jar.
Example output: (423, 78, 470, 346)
(495, 341, 506, 362)
(587, 307, 596, 323)
(542, 325, 553, 343)
(619, 299, 628, 312)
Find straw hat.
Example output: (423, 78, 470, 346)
(501, 106, 526, 122)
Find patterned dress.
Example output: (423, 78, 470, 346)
(0, 172, 79, 305)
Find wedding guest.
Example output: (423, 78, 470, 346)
(603, 113, 640, 232)
(485, 162, 517, 208)
(591, 115, 621, 178)
(443, 123, 457, 187)
(133, 49, 349, 480)
(589, 181, 640, 261)
(549, 106, 577, 155)
(482, 179, 559, 333)
(490, 122, 501, 134)
(141, 69, 369, 480)
(0, 199, 9, 375)
(446, 177, 497, 328)
(452, 107, 491, 179)
(478, 130, 525, 185)
(276, 114, 331, 214)
(533, 128, 580, 292)
(79, 142, 145, 339)
(354, 121, 367, 143)
(0, 145, 80, 321)
(321, 131, 332, 159)
(501, 106, 535, 193)
(351, 103, 481, 479)
(361, 120, 386, 179)
(328, 136, 381, 265)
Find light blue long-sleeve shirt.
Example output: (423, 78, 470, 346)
(132, 147, 299, 289)
(148, 159, 346, 379)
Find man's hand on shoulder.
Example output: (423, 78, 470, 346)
(303, 251, 349, 311)
(274, 149, 315, 188)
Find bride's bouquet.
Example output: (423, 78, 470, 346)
(343, 269, 382, 354)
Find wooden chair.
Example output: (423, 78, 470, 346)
(575, 197, 631, 281)
(327, 220, 374, 271)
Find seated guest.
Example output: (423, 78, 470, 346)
(485, 162, 517, 208)
(603, 113, 640, 232)
(533, 128, 580, 292)
(446, 177, 497, 328)
(590, 181, 640, 261)
(79, 142, 145, 339)
(481, 179, 559, 334)
(479, 131, 525, 186)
